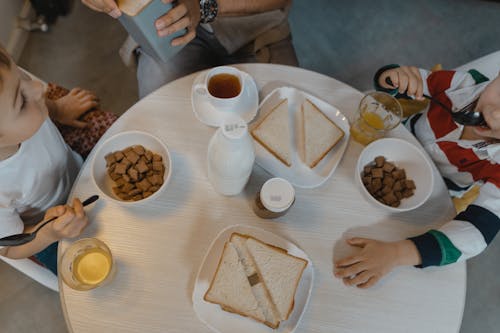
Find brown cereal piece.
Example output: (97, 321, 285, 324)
(152, 154, 162, 162)
(113, 151, 124, 162)
(147, 174, 163, 186)
(405, 179, 416, 190)
(123, 147, 134, 154)
(371, 168, 384, 178)
(137, 178, 152, 192)
(128, 188, 142, 196)
(372, 178, 382, 192)
(112, 187, 121, 196)
(392, 168, 406, 180)
(133, 145, 146, 155)
(381, 185, 392, 195)
(109, 172, 121, 181)
(136, 160, 149, 174)
(382, 176, 395, 187)
(143, 191, 153, 198)
(382, 162, 395, 173)
(105, 153, 116, 166)
(115, 177, 127, 188)
(133, 194, 143, 201)
(114, 162, 129, 175)
(382, 192, 398, 205)
(122, 174, 131, 183)
(150, 185, 160, 192)
(375, 156, 385, 167)
(121, 183, 135, 194)
(145, 150, 153, 162)
(152, 161, 164, 172)
(393, 180, 403, 192)
(124, 150, 140, 164)
(127, 168, 139, 181)
(402, 189, 414, 198)
(362, 175, 372, 186)
(364, 165, 373, 175)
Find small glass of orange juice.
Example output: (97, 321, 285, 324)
(350, 91, 403, 145)
(60, 238, 115, 291)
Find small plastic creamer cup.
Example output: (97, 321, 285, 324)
(259, 178, 295, 218)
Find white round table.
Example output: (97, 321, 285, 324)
(59, 64, 466, 333)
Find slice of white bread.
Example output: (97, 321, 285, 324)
(244, 236, 308, 321)
(251, 99, 292, 167)
(117, 0, 151, 16)
(301, 98, 345, 168)
(204, 242, 266, 324)
(230, 234, 281, 328)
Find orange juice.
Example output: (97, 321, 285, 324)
(350, 112, 386, 145)
(73, 247, 112, 285)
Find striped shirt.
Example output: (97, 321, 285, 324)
(375, 66, 500, 267)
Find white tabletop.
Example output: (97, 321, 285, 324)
(59, 64, 465, 333)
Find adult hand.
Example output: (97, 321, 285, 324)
(42, 199, 89, 242)
(155, 0, 200, 46)
(334, 238, 421, 288)
(379, 66, 425, 100)
(51, 88, 99, 128)
(82, 0, 122, 18)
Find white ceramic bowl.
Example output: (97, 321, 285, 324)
(356, 138, 434, 212)
(91, 131, 172, 204)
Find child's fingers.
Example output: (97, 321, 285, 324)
(52, 206, 76, 230)
(347, 237, 370, 247)
(396, 71, 409, 94)
(335, 262, 366, 278)
(357, 276, 379, 289)
(72, 198, 85, 219)
(44, 205, 67, 221)
(344, 270, 372, 286)
(409, 67, 424, 99)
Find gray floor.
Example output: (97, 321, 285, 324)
(6, 0, 499, 332)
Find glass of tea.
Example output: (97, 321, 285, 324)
(59, 238, 115, 291)
(350, 91, 403, 145)
(194, 66, 245, 111)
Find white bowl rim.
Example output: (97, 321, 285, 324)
(91, 130, 172, 205)
(356, 137, 435, 212)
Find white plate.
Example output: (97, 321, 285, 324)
(192, 225, 314, 333)
(250, 87, 350, 188)
(191, 71, 259, 127)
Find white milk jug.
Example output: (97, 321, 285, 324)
(207, 115, 255, 196)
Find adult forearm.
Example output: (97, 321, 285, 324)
(218, 0, 291, 16)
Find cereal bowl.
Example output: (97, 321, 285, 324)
(91, 131, 172, 204)
(355, 138, 434, 212)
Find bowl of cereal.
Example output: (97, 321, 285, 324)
(355, 138, 434, 212)
(91, 130, 172, 204)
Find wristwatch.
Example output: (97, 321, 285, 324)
(199, 0, 218, 23)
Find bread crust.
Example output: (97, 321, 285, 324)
(302, 99, 345, 168)
(251, 99, 291, 167)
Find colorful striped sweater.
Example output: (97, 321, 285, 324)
(374, 65, 500, 267)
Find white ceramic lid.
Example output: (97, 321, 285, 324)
(221, 115, 248, 140)
(261, 177, 295, 213)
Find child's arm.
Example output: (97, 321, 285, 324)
(0, 199, 89, 259)
(334, 239, 421, 288)
(46, 88, 99, 128)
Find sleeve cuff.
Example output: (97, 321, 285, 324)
(408, 232, 442, 268)
(373, 64, 400, 95)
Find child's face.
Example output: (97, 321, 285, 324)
(0, 62, 48, 148)
(476, 74, 500, 138)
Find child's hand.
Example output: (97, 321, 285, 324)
(474, 106, 500, 139)
(41, 198, 89, 242)
(334, 238, 421, 289)
(379, 66, 425, 100)
(51, 88, 99, 128)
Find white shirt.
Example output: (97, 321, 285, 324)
(0, 119, 82, 238)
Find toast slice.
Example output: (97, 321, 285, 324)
(301, 99, 345, 168)
(204, 242, 266, 324)
(230, 234, 281, 328)
(244, 236, 308, 321)
(251, 99, 292, 167)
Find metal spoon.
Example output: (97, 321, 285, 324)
(0, 195, 99, 247)
(384, 77, 486, 126)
